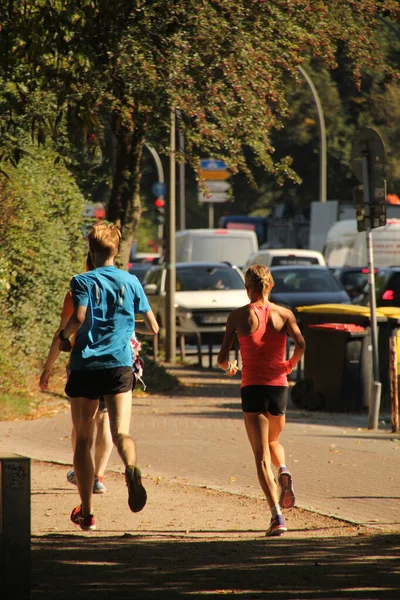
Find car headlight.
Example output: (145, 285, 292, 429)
(176, 309, 193, 324)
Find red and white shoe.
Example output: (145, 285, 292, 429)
(70, 505, 96, 531)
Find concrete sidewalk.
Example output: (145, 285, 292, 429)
(1, 365, 399, 530)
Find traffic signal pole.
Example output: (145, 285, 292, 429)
(363, 152, 382, 430)
(165, 110, 176, 363)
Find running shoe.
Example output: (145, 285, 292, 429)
(67, 469, 77, 486)
(266, 514, 287, 537)
(70, 505, 96, 531)
(278, 467, 295, 509)
(67, 470, 107, 494)
(93, 477, 107, 494)
(125, 465, 147, 513)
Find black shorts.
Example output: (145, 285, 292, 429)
(65, 367, 133, 400)
(241, 385, 288, 415)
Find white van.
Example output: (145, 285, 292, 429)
(175, 229, 258, 268)
(243, 248, 326, 271)
(323, 219, 400, 267)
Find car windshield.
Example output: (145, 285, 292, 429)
(272, 268, 342, 293)
(176, 266, 244, 291)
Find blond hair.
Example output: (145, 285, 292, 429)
(245, 264, 274, 298)
(88, 223, 121, 260)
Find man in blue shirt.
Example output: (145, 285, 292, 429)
(59, 223, 159, 531)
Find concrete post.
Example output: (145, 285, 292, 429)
(0, 457, 31, 599)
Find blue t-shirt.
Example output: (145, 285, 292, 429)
(69, 266, 151, 371)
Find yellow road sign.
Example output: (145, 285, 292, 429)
(200, 169, 231, 181)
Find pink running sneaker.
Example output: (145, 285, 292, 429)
(70, 505, 96, 531)
(278, 467, 295, 509)
(266, 514, 287, 537)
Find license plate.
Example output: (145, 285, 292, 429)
(202, 315, 227, 324)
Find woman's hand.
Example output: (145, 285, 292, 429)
(283, 358, 294, 374)
(224, 359, 238, 377)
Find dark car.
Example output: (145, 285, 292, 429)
(330, 266, 381, 302)
(269, 266, 351, 310)
(128, 262, 155, 283)
(354, 267, 400, 307)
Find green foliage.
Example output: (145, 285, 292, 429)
(0, 140, 87, 394)
(141, 353, 180, 394)
(1, 0, 399, 265)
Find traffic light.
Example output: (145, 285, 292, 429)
(154, 197, 165, 225)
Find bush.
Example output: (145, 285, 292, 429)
(0, 141, 87, 395)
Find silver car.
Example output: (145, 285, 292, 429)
(143, 262, 248, 344)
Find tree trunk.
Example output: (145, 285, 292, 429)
(107, 119, 146, 269)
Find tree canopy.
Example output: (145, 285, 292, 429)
(1, 0, 399, 264)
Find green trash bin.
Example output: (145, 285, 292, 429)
(291, 322, 371, 412)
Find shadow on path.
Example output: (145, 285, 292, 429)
(31, 533, 400, 599)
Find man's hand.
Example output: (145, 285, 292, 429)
(58, 338, 72, 352)
(58, 330, 72, 352)
(39, 369, 50, 391)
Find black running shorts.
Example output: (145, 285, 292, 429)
(241, 385, 288, 415)
(65, 367, 133, 400)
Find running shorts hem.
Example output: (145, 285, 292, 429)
(65, 367, 133, 400)
(240, 385, 288, 415)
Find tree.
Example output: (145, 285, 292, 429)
(1, 0, 399, 266)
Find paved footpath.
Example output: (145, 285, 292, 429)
(1, 365, 399, 530)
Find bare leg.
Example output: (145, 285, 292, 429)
(94, 410, 114, 478)
(268, 413, 286, 469)
(70, 398, 98, 516)
(71, 427, 76, 452)
(104, 391, 136, 467)
(243, 412, 279, 508)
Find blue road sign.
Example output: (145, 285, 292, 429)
(152, 182, 166, 197)
(200, 158, 228, 171)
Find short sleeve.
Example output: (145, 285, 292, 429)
(132, 279, 151, 314)
(71, 275, 90, 308)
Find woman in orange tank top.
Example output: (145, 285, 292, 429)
(217, 264, 305, 536)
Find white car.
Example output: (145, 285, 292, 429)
(244, 248, 326, 270)
(143, 262, 248, 343)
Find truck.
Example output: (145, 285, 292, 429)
(218, 213, 309, 249)
(323, 218, 400, 267)
(175, 228, 258, 269)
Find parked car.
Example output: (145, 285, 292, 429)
(353, 267, 400, 308)
(143, 262, 248, 343)
(329, 267, 381, 302)
(128, 262, 156, 284)
(269, 266, 351, 311)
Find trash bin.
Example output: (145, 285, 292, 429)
(291, 323, 371, 412)
(291, 304, 390, 412)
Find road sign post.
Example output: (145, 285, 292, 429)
(198, 159, 232, 226)
(351, 127, 386, 430)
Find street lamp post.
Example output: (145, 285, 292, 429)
(298, 65, 327, 204)
(165, 110, 176, 363)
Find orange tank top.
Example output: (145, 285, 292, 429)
(238, 303, 288, 388)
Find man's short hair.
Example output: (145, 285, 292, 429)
(88, 223, 121, 259)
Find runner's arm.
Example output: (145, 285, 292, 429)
(39, 314, 71, 390)
(135, 310, 159, 335)
(59, 305, 87, 352)
(283, 311, 306, 372)
(217, 312, 239, 376)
